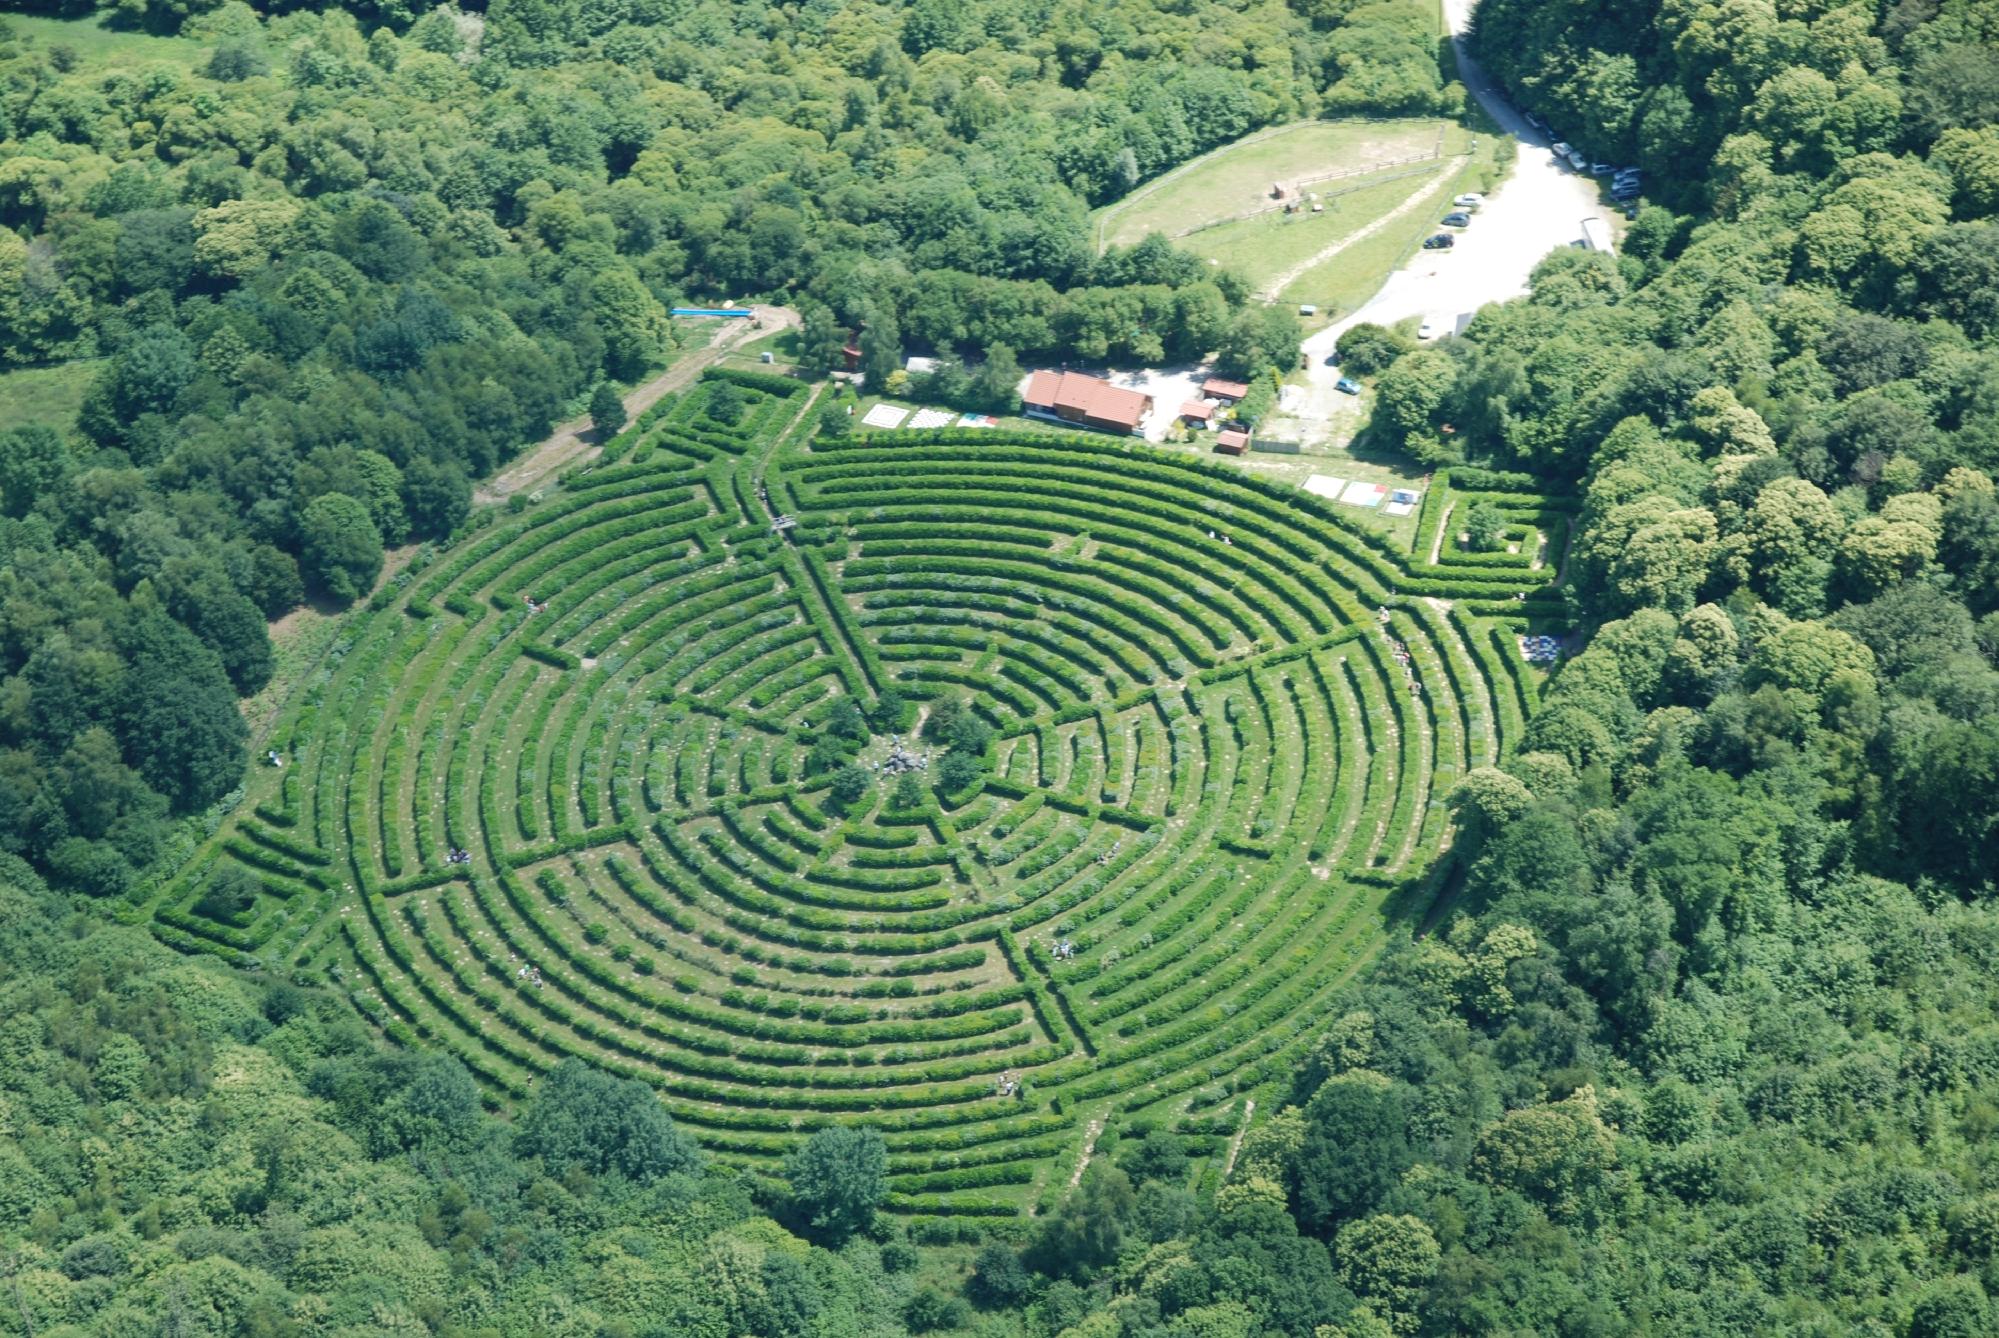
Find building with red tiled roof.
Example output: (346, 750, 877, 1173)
(1202, 377, 1251, 403)
(1215, 427, 1251, 455)
(1180, 400, 1215, 425)
(1022, 370, 1153, 435)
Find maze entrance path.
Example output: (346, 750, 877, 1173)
(152, 376, 1568, 1220)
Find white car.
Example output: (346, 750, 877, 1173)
(1453, 193, 1484, 208)
(1417, 318, 1440, 340)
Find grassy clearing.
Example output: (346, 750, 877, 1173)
(0, 361, 97, 439)
(1279, 151, 1488, 315)
(848, 394, 1051, 437)
(2, 14, 206, 68)
(721, 325, 803, 371)
(1186, 445, 1433, 550)
(1096, 118, 1450, 252)
(1188, 164, 1449, 295)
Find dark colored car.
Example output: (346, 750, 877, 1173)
(1422, 233, 1455, 249)
(1442, 211, 1472, 227)
(1336, 377, 1362, 395)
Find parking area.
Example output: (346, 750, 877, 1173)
(1284, 0, 1606, 447)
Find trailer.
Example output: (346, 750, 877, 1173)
(1579, 216, 1614, 255)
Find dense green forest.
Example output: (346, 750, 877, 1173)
(7, 0, 1999, 1334)
(0, 0, 1459, 894)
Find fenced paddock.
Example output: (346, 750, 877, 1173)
(152, 382, 1571, 1221)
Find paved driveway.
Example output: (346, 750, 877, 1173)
(1290, 0, 1606, 431)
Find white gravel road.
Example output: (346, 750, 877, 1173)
(1291, 0, 1606, 426)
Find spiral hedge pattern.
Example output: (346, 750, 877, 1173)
(153, 370, 1571, 1217)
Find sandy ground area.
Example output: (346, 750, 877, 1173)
(1119, 367, 1207, 441)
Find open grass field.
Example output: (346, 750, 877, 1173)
(1279, 156, 1487, 313)
(1095, 119, 1453, 252)
(1094, 119, 1489, 313)
(1201, 448, 1436, 551)
(2, 13, 205, 67)
(0, 361, 98, 438)
(150, 369, 1571, 1225)
(721, 324, 802, 371)
(1191, 164, 1452, 292)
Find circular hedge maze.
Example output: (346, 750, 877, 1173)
(154, 370, 1572, 1218)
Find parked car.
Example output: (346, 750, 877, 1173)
(1525, 112, 1548, 133)
(1614, 170, 1643, 187)
(1417, 318, 1441, 340)
(1442, 211, 1472, 227)
(1590, 162, 1615, 177)
(1551, 141, 1574, 163)
(1453, 193, 1485, 208)
(1336, 377, 1362, 395)
(1422, 233, 1455, 250)
(1611, 184, 1641, 201)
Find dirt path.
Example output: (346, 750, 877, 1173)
(1221, 1098, 1256, 1179)
(1428, 500, 1454, 565)
(1069, 1117, 1106, 1188)
(244, 541, 427, 743)
(473, 303, 799, 505)
(1255, 163, 1461, 300)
